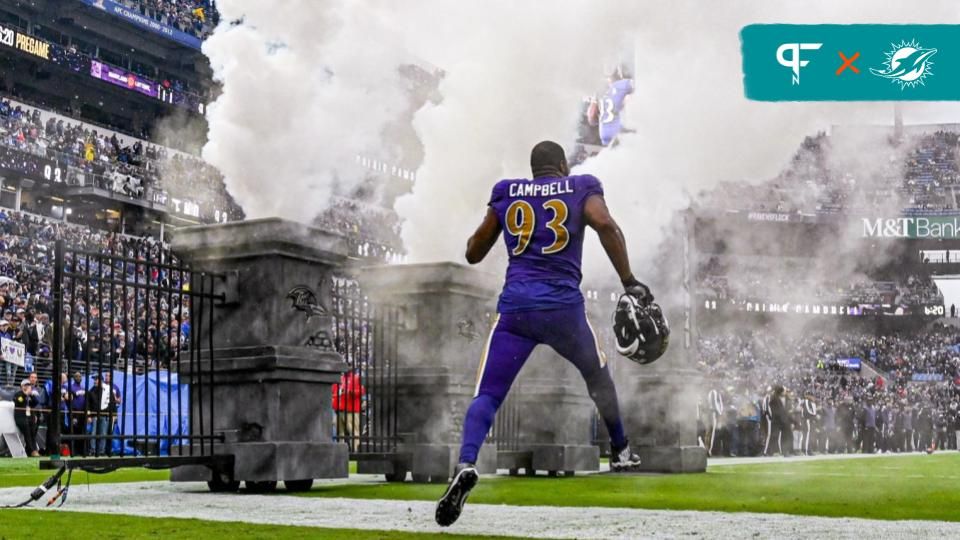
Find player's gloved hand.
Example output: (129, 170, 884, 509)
(622, 276, 653, 304)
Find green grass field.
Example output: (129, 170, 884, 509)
(0, 458, 169, 489)
(0, 459, 504, 539)
(1, 453, 958, 538)
(0, 511, 517, 540)
(0, 458, 361, 489)
(300, 453, 960, 522)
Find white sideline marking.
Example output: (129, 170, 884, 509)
(708, 451, 944, 467)
(709, 470, 960, 479)
(1, 481, 959, 539)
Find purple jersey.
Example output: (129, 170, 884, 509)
(598, 78, 633, 145)
(488, 174, 604, 313)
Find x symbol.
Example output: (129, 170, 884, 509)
(836, 51, 860, 75)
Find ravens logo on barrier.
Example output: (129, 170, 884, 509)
(286, 285, 327, 319)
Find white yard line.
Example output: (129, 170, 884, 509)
(707, 451, 935, 467)
(1, 481, 958, 539)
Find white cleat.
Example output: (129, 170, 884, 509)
(610, 444, 642, 472)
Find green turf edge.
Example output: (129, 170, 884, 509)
(0, 509, 531, 540)
(0, 461, 168, 489)
(0, 459, 360, 488)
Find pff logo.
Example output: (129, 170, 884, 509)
(776, 42, 822, 85)
(870, 39, 937, 89)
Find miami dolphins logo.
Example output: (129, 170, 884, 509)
(870, 39, 937, 89)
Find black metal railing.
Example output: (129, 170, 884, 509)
(48, 239, 221, 460)
(331, 277, 402, 455)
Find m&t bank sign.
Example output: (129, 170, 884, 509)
(862, 217, 960, 239)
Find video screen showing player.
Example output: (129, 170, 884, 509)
(596, 65, 634, 146)
(577, 62, 635, 155)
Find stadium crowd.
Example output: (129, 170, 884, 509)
(0, 208, 188, 457)
(697, 130, 960, 216)
(697, 273, 943, 307)
(10, 31, 208, 104)
(315, 198, 406, 263)
(0, 98, 409, 260)
(696, 255, 943, 308)
(0, 209, 185, 379)
(0, 97, 242, 221)
(0, 201, 405, 457)
(687, 127, 960, 458)
(116, 0, 220, 40)
(698, 327, 960, 458)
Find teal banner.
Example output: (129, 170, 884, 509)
(742, 24, 960, 101)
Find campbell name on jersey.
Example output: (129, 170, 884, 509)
(488, 174, 604, 313)
(507, 180, 575, 198)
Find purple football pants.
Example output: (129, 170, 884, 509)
(458, 304, 627, 464)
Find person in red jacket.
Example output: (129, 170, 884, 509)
(331, 368, 365, 451)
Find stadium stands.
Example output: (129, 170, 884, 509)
(115, 0, 220, 41)
(689, 128, 958, 328)
(0, 95, 407, 260)
(0, 0, 408, 463)
(3, 26, 207, 108)
(0, 209, 177, 385)
(0, 200, 402, 454)
(699, 326, 960, 384)
(698, 328, 960, 455)
(695, 255, 943, 307)
(696, 130, 960, 216)
(0, 207, 400, 456)
(685, 127, 960, 457)
(314, 198, 405, 264)
(0, 95, 241, 221)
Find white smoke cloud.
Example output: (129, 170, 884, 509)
(578, 1, 960, 284)
(393, 0, 960, 287)
(202, 0, 960, 281)
(395, 1, 639, 266)
(201, 0, 410, 222)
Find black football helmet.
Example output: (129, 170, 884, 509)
(613, 294, 669, 365)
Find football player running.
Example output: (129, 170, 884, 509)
(436, 140, 656, 527)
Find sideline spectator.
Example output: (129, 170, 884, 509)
(13, 379, 39, 456)
(332, 368, 366, 452)
(66, 371, 88, 456)
(695, 326, 960, 457)
(0, 319, 13, 385)
(86, 372, 121, 456)
(27, 372, 45, 452)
